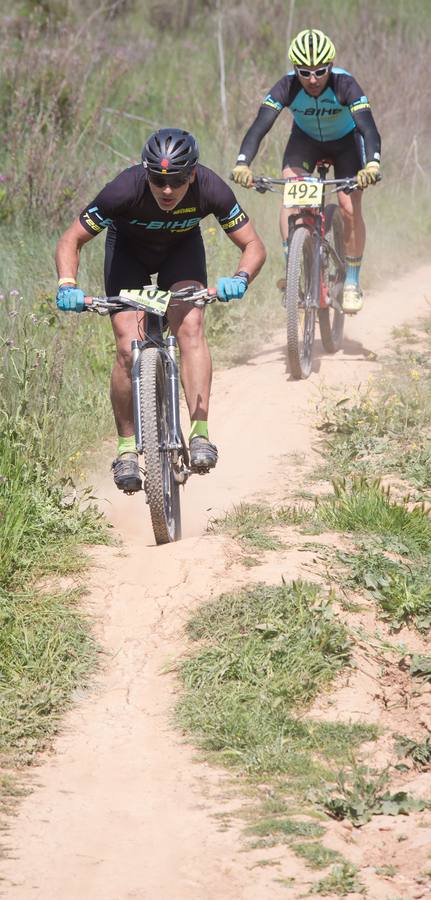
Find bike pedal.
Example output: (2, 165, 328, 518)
(190, 463, 212, 475)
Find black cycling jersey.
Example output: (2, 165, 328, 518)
(80, 163, 249, 258)
(237, 68, 381, 168)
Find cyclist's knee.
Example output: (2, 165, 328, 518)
(115, 340, 133, 371)
(176, 309, 205, 350)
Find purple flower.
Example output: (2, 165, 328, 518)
(0, 293, 5, 301)
(9, 289, 20, 297)
(5, 339, 14, 348)
(8, 310, 18, 318)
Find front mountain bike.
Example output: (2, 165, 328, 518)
(254, 164, 358, 379)
(85, 285, 216, 545)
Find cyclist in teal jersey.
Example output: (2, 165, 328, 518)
(232, 29, 381, 314)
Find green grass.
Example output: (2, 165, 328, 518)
(0, 587, 97, 763)
(293, 841, 343, 870)
(177, 580, 376, 781)
(317, 328, 431, 493)
(315, 478, 431, 558)
(0, 282, 112, 768)
(247, 818, 325, 839)
(311, 862, 366, 896)
(210, 502, 311, 559)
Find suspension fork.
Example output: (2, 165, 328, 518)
(165, 335, 182, 449)
(131, 339, 143, 452)
(310, 225, 322, 308)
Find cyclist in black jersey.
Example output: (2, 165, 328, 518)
(232, 29, 381, 314)
(55, 128, 266, 491)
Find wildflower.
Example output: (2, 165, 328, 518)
(9, 289, 20, 297)
(0, 174, 6, 183)
(5, 338, 14, 348)
(8, 310, 18, 318)
(0, 293, 5, 301)
(409, 369, 420, 380)
(30, 314, 38, 324)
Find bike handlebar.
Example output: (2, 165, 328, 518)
(230, 171, 381, 195)
(84, 286, 218, 315)
(252, 174, 360, 193)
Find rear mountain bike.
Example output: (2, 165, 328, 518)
(85, 285, 216, 545)
(254, 164, 358, 379)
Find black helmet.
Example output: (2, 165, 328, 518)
(142, 128, 199, 175)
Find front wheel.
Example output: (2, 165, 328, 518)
(284, 226, 316, 379)
(139, 348, 181, 544)
(318, 204, 345, 353)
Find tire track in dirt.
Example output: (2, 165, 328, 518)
(2, 267, 430, 899)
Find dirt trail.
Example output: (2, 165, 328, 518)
(2, 268, 431, 900)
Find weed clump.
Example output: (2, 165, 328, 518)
(311, 861, 366, 895)
(315, 477, 431, 557)
(177, 581, 375, 777)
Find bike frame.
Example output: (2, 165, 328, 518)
(254, 165, 356, 311)
(286, 163, 345, 311)
(131, 310, 189, 477)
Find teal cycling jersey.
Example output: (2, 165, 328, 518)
(238, 68, 380, 165)
(263, 68, 367, 142)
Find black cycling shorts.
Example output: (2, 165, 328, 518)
(282, 123, 365, 178)
(104, 227, 207, 297)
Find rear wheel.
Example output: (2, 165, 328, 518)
(140, 348, 181, 544)
(318, 204, 345, 353)
(285, 226, 316, 379)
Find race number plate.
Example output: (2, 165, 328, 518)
(283, 180, 323, 208)
(119, 287, 171, 316)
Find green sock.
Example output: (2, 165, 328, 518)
(189, 420, 209, 441)
(117, 435, 137, 455)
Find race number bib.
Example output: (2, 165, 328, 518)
(119, 287, 171, 316)
(283, 180, 323, 208)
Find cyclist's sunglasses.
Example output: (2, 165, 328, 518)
(148, 172, 190, 188)
(295, 65, 330, 78)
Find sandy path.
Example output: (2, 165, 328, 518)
(2, 267, 431, 900)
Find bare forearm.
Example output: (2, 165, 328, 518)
(236, 237, 266, 282)
(55, 235, 82, 280)
(55, 220, 94, 281)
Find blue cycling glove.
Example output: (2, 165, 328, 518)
(216, 275, 248, 303)
(56, 285, 86, 312)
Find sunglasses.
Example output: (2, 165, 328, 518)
(148, 173, 190, 189)
(296, 65, 330, 78)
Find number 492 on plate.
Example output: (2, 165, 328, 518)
(283, 180, 323, 207)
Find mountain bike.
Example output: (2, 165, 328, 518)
(254, 163, 359, 379)
(85, 284, 216, 545)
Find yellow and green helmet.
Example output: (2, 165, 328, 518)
(288, 29, 336, 67)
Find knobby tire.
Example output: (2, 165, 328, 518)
(285, 226, 316, 379)
(318, 204, 345, 353)
(139, 348, 181, 545)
